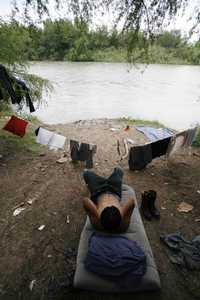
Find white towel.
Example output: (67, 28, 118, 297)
(36, 128, 53, 146)
(49, 133, 66, 150)
(36, 127, 66, 150)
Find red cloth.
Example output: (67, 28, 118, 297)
(3, 115, 28, 137)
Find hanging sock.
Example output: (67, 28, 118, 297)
(3, 115, 28, 137)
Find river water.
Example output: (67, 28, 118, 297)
(30, 62, 200, 130)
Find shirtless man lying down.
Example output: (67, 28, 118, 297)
(83, 167, 136, 233)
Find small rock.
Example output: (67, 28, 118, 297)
(0, 154, 3, 159)
(13, 207, 26, 216)
(38, 225, 45, 231)
(110, 128, 119, 132)
(197, 190, 200, 194)
(66, 215, 70, 224)
(27, 197, 37, 205)
(177, 202, 194, 213)
(29, 280, 36, 291)
(39, 152, 46, 157)
(56, 157, 68, 164)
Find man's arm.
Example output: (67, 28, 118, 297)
(82, 198, 102, 229)
(119, 196, 136, 232)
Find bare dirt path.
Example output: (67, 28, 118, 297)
(0, 119, 200, 300)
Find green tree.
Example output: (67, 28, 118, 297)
(0, 21, 30, 66)
(39, 19, 75, 60)
(17, 1, 200, 44)
(65, 18, 93, 61)
(0, 20, 51, 109)
(191, 41, 200, 64)
(156, 30, 183, 49)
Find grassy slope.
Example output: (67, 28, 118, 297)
(0, 109, 44, 156)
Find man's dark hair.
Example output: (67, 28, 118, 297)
(100, 206, 122, 231)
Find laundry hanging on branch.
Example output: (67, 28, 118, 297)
(0, 64, 35, 113)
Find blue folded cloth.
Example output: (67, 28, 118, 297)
(135, 126, 174, 142)
(85, 233, 147, 287)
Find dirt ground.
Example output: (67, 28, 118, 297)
(0, 118, 200, 300)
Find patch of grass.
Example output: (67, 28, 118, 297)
(0, 110, 43, 156)
(16, 111, 40, 124)
(0, 129, 43, 155)
(118, 117, 166, 127)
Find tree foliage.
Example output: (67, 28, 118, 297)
(17, 0, 200, 37)
(0, 20, 51, 110)
(0, 21, 30, 67)
(1, 19, 199, 64)
(12, 0, 200, 64)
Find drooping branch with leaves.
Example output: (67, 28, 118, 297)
(13, 0, 200, 62)
(0, 19, 52, 112)
(18, 0, 200, 36)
